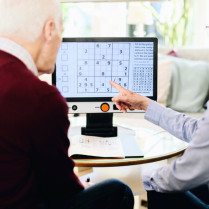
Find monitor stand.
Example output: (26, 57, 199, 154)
(81, 113, 117, 137)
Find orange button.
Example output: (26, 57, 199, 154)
(101, 103, 110, 112)
(129, 107, 135, 111)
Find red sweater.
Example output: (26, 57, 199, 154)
(0, 51, 84, 209)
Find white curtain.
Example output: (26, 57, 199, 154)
(193, 0, 209, 47)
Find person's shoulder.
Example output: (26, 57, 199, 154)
(33, 79, 69, 115)
(7, 61, 63, 102)
(7, 61, 68, 114)
(35, 79, 65, 102)
(33, 78, 59, 96)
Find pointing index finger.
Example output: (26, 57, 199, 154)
(109, 81, 126, 93)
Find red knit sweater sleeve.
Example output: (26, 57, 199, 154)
(29, 82, 84, 203)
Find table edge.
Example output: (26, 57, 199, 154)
(74, 147, 186, 167)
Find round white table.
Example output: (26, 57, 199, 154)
(68, 113, 188, 196)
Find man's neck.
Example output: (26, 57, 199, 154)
(0, 35, 41, 68)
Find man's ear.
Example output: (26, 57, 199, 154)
(43, 19, 55, 43)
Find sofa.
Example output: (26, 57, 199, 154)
(158, 47, 209, 112)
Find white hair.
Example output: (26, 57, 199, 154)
(0, 0, 62, 43)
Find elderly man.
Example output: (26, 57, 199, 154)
(110, 81, 209, 209)
(0, 1, 134, 209)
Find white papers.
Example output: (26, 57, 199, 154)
(69, 135, 125, 158)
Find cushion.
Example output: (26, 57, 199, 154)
(157, 59, 172, 106)
(167, 50, 178, 57)
(167, 57, 209, 112)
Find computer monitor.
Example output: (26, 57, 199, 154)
(52, 37, 157, 137)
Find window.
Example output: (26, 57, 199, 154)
(61, 1, 197, 47)
(61, 2, 127, 37)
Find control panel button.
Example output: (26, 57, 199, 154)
(101, 103, 110, 112)
(72, 105, 78, 111)
(113, 104, 119, 110)
(129, 107, 135, 111)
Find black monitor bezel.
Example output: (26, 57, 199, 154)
(52, 37, 158, 102)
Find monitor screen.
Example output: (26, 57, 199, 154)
(52, 37, 157, 113)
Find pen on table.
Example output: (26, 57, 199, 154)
(86, 177, 90, 182)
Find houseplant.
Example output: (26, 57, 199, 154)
(143, 0, 194, 47)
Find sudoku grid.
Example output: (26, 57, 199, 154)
(58, 41, 153, 96)
(75, 42, 130, 93)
